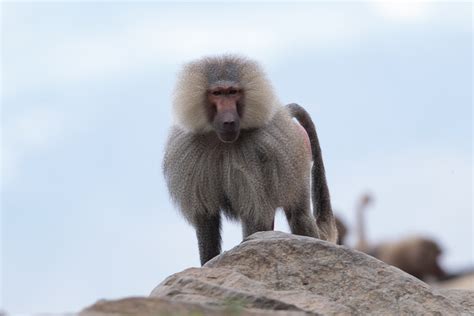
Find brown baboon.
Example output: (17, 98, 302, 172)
(163, 55, 337, 265)
(372, 237, 446, 281)
(354, 193, 446, 281)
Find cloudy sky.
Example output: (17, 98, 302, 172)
(1, 1, 472, 314)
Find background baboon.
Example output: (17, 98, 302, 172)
(372, 237, 445, 281)
(163, 55, 337, 265)
(353, 193, 446, 281)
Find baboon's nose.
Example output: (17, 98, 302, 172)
(221, 112, 238, 131)
(223, 120, 236, 129)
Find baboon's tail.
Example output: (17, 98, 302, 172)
(286, 103, 338, 243)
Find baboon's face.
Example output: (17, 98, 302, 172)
(207, 84, 244, 143)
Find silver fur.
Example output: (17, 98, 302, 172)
(172, 55, 276, 133)
(164, 107, 310, 224)
(163, 55, 336, 265)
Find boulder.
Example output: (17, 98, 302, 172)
(437, 273, 474, 290)
(80, 296, 305, 316)
(82, 231, 473, 315)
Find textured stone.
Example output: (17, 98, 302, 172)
(80, 296, 307, 316)
(437, 273, 474, 290)
(152, 231, 473, 315)
(82, 231, 473, 315)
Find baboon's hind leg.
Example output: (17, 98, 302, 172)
(285, 200, 320, 239)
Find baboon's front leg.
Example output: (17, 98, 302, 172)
(241, 211, 275, 239)
(194, 212, 222, 265)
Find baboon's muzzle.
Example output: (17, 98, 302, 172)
(215, 110, 240, 143)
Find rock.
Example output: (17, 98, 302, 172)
(438, 289, 474, 312)
(80, 296, 308, 316)
(151, 231, 473, 315)
(80, 231, 473, 315)
(437, 273, 474, 290)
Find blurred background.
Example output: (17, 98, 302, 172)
(1, 1, 472, 314)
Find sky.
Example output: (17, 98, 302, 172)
(1, 1, 472, 314)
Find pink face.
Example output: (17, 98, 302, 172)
(207, 85, 243, 143)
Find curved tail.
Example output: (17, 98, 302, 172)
(286, 103, 337, 243)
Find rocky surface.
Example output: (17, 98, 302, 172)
(437, 273, 474, 290)
(82, 231, 473, 315)
(80, 296, 306, 316)
(438, 289, 474, 312)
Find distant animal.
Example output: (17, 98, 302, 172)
(354, 193, 446, 281)
(163, 55, 338, 265)
(371, 237, 445, 281)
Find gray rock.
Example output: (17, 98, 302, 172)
(438, 289, 474, 312)
(151, 231, 473, 315)
(80, 231, 473, 315)
(80, 296, 309, 316)
(437, 273, 474, 290)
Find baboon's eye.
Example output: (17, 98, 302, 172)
(229, 89, 237, 95)
(212, 91, 222, 96)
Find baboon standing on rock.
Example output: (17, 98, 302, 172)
(163, 55, 337, 265)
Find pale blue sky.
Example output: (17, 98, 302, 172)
(1, 2, 472, 314)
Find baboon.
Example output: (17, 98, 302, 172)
(163, 55, 337, 265)
(354, 193, 446, 281)
(372, 237, 445, 281)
